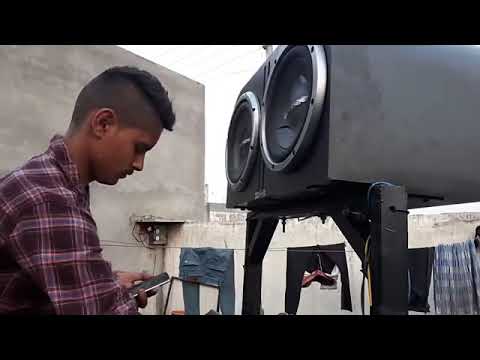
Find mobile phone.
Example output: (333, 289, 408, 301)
(128, 272, 170, 298)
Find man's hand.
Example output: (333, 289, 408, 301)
(114, 271, 156, 309)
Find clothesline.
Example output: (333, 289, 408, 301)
(103, 239, 477, 256)
(160, 246, 357, 253)
(101, 241, 357, 253)
(102, 239, 479, 252)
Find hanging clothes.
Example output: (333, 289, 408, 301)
(179, 248, 235, 315)
(433, 240, 480, 315)
(285, 244, 352, 314)
(408, 247, 435, 313)
(301, 254, 337, 288)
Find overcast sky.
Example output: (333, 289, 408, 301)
(118, 45, 480, 215)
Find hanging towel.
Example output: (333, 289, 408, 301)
(433, 240, 480, 315)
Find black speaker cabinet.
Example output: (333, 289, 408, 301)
(226, 45, 480, 209)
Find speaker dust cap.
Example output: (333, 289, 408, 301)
(261, 45, 327, 172)
(225, 91, 261, 192)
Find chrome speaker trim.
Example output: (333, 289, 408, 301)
(225, 91, 261, 191)
(261, 45, 328, 172)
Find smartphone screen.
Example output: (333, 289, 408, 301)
(129, 272, 170, 297)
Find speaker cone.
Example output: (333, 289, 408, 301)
(226, 91, 261, 191)
(261, 45, 328, 172)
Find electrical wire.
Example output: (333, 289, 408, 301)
(99, 240, 357, 253)
(194, 46, 263, 79)
(164, 45, 212, 67)
(367, 181, 396, 214)
(155, 45, 190, 59)
(361, 235, 372, 315)
(168, 45, 227, 68)
(131, 222, 155, 250)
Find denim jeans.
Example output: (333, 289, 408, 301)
(179, 248, 235, 315)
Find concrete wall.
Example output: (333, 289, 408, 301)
(161, 207, 480, 315)
(0, 45, 205, 314)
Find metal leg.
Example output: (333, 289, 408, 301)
(241, 215, 278, 315)
(368, 184, 409, 315)
(331, 210, 369, 264)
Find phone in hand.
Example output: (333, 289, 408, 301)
(129, 272, 170, 298)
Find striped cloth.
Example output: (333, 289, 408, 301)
(433, 240, 480, 315)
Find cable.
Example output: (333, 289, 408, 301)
(201, 68, 258, 83)
(163, 45, 211, 67)
(102, 243, 144, 248)
(148, 245, 356, 253)
(361, 235, 372, 315)
(131, 222, 155, 250)
(367, 181, 396, 214)
(153, 251, 158, 277)
(155, 45, 190, 59)
(168, 45, 226, 68)
(200, 52, 265, 82)
(194, 46, 263, 79)
(99, 240, 357, 253)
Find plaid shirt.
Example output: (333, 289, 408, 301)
(0, 135, 138, 314)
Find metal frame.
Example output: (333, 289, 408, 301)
(226, 91, 261, 192)
(241, 184, 409, 315)
(163, 276, 221, 315)
(261, 45, 328, 172)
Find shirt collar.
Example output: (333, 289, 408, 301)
(47, 134, 86, 193)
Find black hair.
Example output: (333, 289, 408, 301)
(70, 66, 176, 131)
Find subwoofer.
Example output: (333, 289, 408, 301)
(226, 65, 265, 208)
(226, 45, 480, 209)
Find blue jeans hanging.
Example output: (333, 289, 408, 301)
(179, 248, 235, 315)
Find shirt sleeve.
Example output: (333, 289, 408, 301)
(9, 201, 139, 315)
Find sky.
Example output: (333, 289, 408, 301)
(118, 45, 480, 215)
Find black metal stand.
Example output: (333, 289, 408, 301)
(368, 184, 408, 315)
(241, 217, 279, 315)
(241, 183, 409, 315)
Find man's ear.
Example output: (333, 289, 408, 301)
(89, 108, 119, 139)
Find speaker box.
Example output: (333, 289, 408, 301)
(225, 65, 266, 208)
(226, 45, 480, 210)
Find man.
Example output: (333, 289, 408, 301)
(0, 66, 176, 314)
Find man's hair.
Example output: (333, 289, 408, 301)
(70, 66, 176, 131)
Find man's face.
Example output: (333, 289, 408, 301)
(90, 112, 163, 185)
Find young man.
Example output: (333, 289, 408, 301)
(0, 66, 176, 314)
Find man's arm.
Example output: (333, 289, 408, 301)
(114, 270, 155, 308)
(9, 202, 139, 315)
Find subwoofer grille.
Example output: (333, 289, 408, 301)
(261, 45, 328, 172)
(226, 92, 261, 192)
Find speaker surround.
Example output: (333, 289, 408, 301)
(226, 91, 261, 192)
